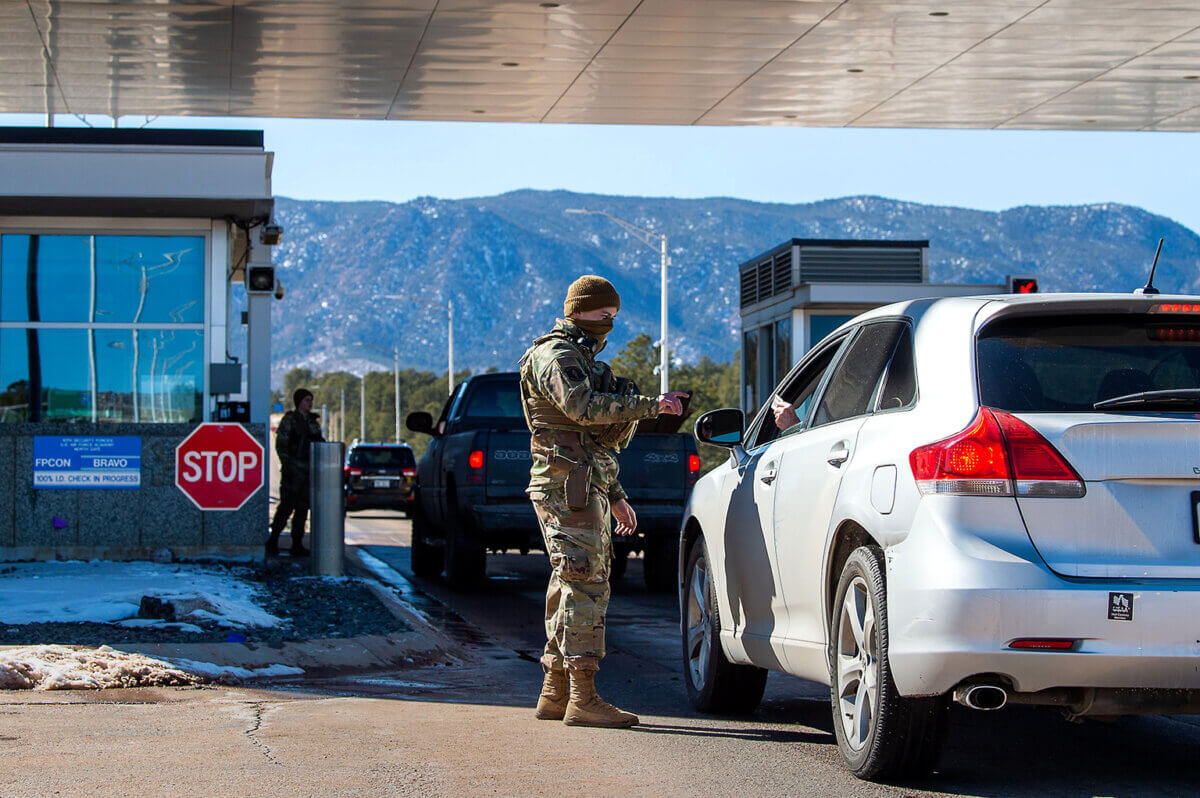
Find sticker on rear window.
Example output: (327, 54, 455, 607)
(1108, 592, 1134, 621)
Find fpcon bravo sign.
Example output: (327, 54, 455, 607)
(175, 423, 265, 511)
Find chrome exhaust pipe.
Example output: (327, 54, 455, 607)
(953, 684, 1008, 711)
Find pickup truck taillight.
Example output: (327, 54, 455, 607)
(468, 449, 485, 483)
(687, 453, 701, 485)
(909, 408, 1084, 498)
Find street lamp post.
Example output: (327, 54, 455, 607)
(393, 346, 401, 444)
(383, 295, 455, 395)
(564, 208, 670, 393)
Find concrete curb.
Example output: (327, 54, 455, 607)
(112, 547, 461, 678)
(343, 546, 449, 640)
(1, 546, 458, 683)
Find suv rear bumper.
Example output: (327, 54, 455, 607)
(346, 493, 413, 511)
(887, 497, 1200, 697)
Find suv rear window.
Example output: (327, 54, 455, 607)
(977, 313, 1200, 412)
(463, 380, 523, 419)
(349, 447, 416, 468)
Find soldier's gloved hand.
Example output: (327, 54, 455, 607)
(657, 392, 688, 415)
(612, 499, 638, 536)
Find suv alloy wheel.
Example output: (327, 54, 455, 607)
(830, 546, 947, 781)
(682, 538, 767, 714)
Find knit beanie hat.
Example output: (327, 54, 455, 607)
(564, 275, 621, 317)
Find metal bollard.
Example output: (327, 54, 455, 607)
(309, 441, 345, 576)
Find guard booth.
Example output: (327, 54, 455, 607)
(739, 239, 1006, 413)
(0, 127, 279, 560)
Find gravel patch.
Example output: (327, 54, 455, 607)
(0, 560, 408, 646)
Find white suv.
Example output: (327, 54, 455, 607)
(683, 294, 1200, 781)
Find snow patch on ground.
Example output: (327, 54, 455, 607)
(0, 561, 282, 628)
(0, 645, 305, 690)
(163, 658, 304, 680)
(115, 619, 205, 634)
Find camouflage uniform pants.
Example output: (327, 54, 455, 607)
(532, 485, 612, 673)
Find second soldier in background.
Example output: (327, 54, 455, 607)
(519, 275, 687, 728)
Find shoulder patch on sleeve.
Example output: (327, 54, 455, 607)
(550, 354, 588, 383)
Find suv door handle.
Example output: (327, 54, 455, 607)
(760, 462, 778, 485)
(827, 442, 851, 467)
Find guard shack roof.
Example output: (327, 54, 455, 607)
(738, 237, 1003, 330)
(2, 2, 1198, 131)
(0, 127, 273, 220)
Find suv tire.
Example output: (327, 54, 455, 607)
(830, 546, 947, 782)
(409, 497, 444, 579)
(682, 538, 767, 714)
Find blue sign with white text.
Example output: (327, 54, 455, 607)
(33, 436, 142, 489)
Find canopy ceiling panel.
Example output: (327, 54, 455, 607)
(4, 0, 1199, 130)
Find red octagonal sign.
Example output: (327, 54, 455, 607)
(175, 423, 265, 511)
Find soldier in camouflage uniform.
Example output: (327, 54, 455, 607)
(519, 275, 687, 728)
(267, 388, 325, 556)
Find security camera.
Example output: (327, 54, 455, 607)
(259, 224, 283, 246)
(273, 278, 286, 301)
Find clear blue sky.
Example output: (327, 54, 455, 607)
(6, 113, 1199, 234)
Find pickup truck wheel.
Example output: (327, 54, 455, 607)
(444, 509, 486, 590)
(830, 546, 947, 781)
(409, 500, 444, 579)
(682, 538, 767, 714)
(642, 533, 679, 593)
(610, 547, 629, 582)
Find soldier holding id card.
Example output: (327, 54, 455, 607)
(518, 275, 686, 729)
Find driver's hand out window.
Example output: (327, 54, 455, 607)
(772, 397, 801, 431)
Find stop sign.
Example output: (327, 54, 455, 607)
(175, 423, 265, 511)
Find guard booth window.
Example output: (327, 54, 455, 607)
(0, 234, 206, 423)
(744, 322, 792, 415)
(742, 328, 759, 412)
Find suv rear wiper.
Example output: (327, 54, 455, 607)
(1094, 388, 1200, 411)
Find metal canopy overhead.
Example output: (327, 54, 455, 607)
(5, 0, 1200, 130)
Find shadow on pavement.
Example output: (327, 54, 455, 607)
(348, 540, 1200, 796)
(634, 722, 833, 745)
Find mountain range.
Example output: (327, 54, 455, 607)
(262, 191, 1200, 381)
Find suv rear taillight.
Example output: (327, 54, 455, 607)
(402, 468, 416, 477)
(345, 467, 362, 478)
(991, 410, 1085, 497)
(909, 408, 1084, 498)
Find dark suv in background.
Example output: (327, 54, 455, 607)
(344, 442, 417, 515)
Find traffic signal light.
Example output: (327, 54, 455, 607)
(1007, 275, 1039, 294)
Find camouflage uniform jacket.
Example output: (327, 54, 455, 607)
(519, 319, 660, 503)
(275, 410, 325, 488)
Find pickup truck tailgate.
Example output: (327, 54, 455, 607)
(617, 434, 690, 501)
(485, 431, 533, 499)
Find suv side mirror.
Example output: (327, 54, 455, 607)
(406, 411, 434, 436)
(695, 408, 745, 447)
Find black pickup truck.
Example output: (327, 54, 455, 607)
(405, 372, 698, 592)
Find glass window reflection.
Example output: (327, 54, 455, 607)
(0, 329, 90, 421)
(1, 234, 204, 324)
(0, 329, 202, 423)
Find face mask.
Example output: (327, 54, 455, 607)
(573, 317, 613, 339)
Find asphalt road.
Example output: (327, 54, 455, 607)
(5, 511, 1200, 796)
(343, 510, 1200, 797)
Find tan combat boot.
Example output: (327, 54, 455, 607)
(534, 665, 569, 720)
(563, 668, 639, 728)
